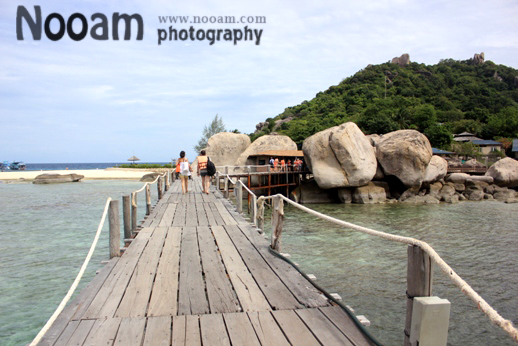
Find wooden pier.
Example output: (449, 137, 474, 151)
(37, 177, 376, 346)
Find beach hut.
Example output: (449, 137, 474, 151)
(127, 156, 140, 165)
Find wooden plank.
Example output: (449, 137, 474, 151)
(223, 312, 261, 346)
(248, 311, 290, 346)
(199, 314, 231, 346)
(83, 230, 152, 319)
(319, 306, 375, 346)
(83, 318, 121, 346)
(53, 320, 80, 346)
(178, 226, 210, 315)
(213, 200, 238, 225)
(211, 226, 270, 312)
(116, 227, 168, 318)
(185, 201, 198, 227)
(196, 202, 209, 226)
(238, 224, 329, 309)
(224, 225, 302, 310)
(159, 203, 177, 227)
(208, 203, 225, 226)
(296, 308, 355, 345)
(143, 316, 171, 346)
(172, 315, 201, 346)
(37, 258, 119, 345)
(271, 310, 320, 346)
(197, 226, 241, 313)
(148, 227, 182, 317)
(150, 203, 169, 227)
(201, 203, 217, 226)
(172, 202, 186, 227)
(64, 319, 96, 346)
(113, 317, 146, 346)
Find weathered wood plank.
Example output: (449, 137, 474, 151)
(53, 320, 80, 346)
(143, 316, 171, 346)
(296, 308, 355, 345)
(223, 312, 261, 346)
(148, 227, 182, 317)
(237, 224, 329, 309)
(271, 310, 321, 346)
(224, 225, 302, 310)
(150, 203, 169, 227)
(248, 311, 290, 346)
(172, 202, 186, 227)
(199, 314, 231, 346)
(172, 315, 201, 346)
(113, 317, 146, 346)
(159, 203, 177, 227)
(64, 319, 95, 346)
(213, 200, 238, 225)
(116, 227, 167, 318)
(211, 226, 270, 312)
(319, 306, 375, 346)
(201, 203, 217, 226)
(197, 226, 241, 313)
(178, 227, 210, 315)
(185, 201, 198, 227)
(196, 202, 209, 226)
(83, 230, 153, 319)
(83, 318, 121, 346)
(208, 203, 225, 226)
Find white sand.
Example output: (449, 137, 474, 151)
(0, 169, 153, 181)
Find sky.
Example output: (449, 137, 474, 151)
(1, 0, 517, 163)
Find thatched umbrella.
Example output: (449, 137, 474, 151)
(128, 156, 140, 165)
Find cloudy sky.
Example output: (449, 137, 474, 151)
(1, 0, 517, 163)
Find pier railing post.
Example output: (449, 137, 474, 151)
(215, 172, 220, 190)
(252, 194, 257, 226)
(157, 176, 163, 200)
(165, 172, 170, 191)
(236, 180, 243, 213)
(108, 200, 121, 258)
(271, 195, 284, 252)
(257, 197, 265, 232)
(131, 192, 137, 233)
(145, 185, 151, 215)
(224, 167, 229, 198)
(172, 170, 176, 182)
(404, 245, 433, 346)
(122, 195, 131, 239)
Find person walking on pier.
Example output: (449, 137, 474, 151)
(177, 151, 192, 194)
(197, 150, 210, 194)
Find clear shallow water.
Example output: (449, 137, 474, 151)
(0, 180, 158, 346)
(263, 202, 518, 346)
(7, 162, 170, 171)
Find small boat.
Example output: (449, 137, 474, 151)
(1, 161, 10, 171)
(10, 161, 26, 170)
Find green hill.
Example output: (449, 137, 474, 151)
(251, 55, 518, 150)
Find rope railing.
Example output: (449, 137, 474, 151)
(30, 198, 113, 346)
(258, 194, 518, 343)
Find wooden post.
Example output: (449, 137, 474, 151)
(122, 195, 131, 239)
(271, 196, 284, 252)
(165, 172, 170, 191)
(257, 197, 265, 232)
(157, 176, 163, 200)
(224, 167, 229, 198)
(131, 192, 137, 233)
(172, 170, 176, 182)
(404, 245, 433, 346)
(252, 195, 257, 226)
(215, 172, 220, 190)
(108, 200, 121, 258)
(236, 180, 243, 213)
(145, 184, 151, 215)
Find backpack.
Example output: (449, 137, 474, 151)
(206, 157, 216, 176)
(180, 161, 190, 175)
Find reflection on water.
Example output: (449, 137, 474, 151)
(263, 201, 518, 346)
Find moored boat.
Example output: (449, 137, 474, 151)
(10, 161, 26, 170)
(1, 161, 10, 171)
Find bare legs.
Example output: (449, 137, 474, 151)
(181, 176, 189, 194)
(202, 175, 210, 194)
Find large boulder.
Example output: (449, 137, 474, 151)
(290, 180, 338, 204)
(423, 156, 448, 184)
(485, 157, 518, 187)
(205, 132, 251, 167)
(303, 122, 376, 189)
(235, 135, 296, 167)
(352, 183, 387, 204)
(33, 173, 84, 184)
(401, 195, 440, 204)
(376, 130, 433, 188)
(446, 173, 471, 184)
(140, 173, 161, 182)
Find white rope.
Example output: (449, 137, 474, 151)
(30, 197, 113, 346)
(262, 194, 518, 342)
(132, 172, 167, 204)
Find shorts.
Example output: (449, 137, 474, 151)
(180, 174, 189, 180)
(200, 169, 208, 177)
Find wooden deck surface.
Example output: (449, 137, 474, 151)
(37, 177, 375, 346)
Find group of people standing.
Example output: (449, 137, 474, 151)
(175, 150, 211, 194)
(269, 157, 304, 172)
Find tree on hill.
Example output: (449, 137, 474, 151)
(194, 114, 226, 153)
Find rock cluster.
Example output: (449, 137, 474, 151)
(33, 173, 84, 184)
(205, 132, 251, 167)
(391, 53, 410, 67)
(473, 52, 485, 65)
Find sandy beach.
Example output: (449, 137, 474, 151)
(0, 168, 158, 181)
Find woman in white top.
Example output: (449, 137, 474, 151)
(177, 150, 191, 194)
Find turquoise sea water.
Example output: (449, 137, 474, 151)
(0, 180, 158, 345)
(0, 180, 516, 345)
